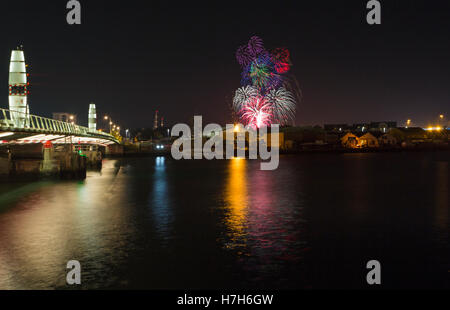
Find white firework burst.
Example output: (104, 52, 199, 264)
(232, 85, 258, 111)
(265, 87, 296, 125)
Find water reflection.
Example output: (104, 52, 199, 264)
(0, 154, 447, 289)
(435, 162, 448, 233)
(0, 159, 135, 289)
(223, 158, 248, 249)
(222, 157, 307, 286)
(0, 194, 69, 288)
(150, 156, 172, 243)
(246, 162, 306, 264)
(342, 153, 369, 218)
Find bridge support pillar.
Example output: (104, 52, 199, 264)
(40, 144, 59, 176)
(6, 144, 43, 179)
(0, 143, 87, 180)
(84, 150, 102, 168)
(58, 152, 86, 179)
(0, 156, 10, 179)
(55, 145, 86, 179)
(106, 144, 124, 157)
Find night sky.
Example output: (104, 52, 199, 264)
(1, 0, 449, 129)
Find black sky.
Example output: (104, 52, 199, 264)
(1, 0, 449, 128)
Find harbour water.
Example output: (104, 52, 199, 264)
(0, 152, 448, 289)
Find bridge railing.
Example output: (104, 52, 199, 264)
(0, 107, 118, 142)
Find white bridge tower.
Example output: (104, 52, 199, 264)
(9, 46, 29, 127)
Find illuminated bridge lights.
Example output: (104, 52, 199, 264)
(0, 107, 119, 145)
(3, 134, 115, 146)
(2, 48, 119, 147)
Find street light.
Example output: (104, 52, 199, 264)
(104, 115, 114, 133)
(103, 115, 121, 135)
(438, 115, 445, 129)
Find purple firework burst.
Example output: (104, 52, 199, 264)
(236, 36, 267, 68)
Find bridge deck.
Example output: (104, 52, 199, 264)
(0, 108, 119, 145)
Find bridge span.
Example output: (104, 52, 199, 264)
(0, 108, 119, 146)
(0, 46, 123, 180)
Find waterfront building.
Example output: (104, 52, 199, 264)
(352, 123, 369, 133)
(341, 132, 380, 148)
(357, 132, 379, 148)
(368, 121, 397, 133)
(324, 124, 350, 133)
(53, 112, 77, 124)
(341, 132, 359, 148)
(378, 132, 398, 146)
(325, 122, 397, 134)
(397, 127, 427, 144)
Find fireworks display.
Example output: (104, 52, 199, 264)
(271, 47, 291, 74)
(241, 53, 282, 94)
(266, 87, 296, 125)
(233, 85, 258, 111)
(241, 96, 272, 129)
(236, 36, 266, 67)
(233, 36, 298, 128)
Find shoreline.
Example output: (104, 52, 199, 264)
(113, 145, 450, 158)
(280, 145, 449, 155)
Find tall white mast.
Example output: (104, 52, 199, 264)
(88, 103, 97, 131)
(9, 46, 28, 127)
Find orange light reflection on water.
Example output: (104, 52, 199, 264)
(224, 157, 248, 250)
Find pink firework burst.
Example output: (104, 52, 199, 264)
(240, 96, 273, 129)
